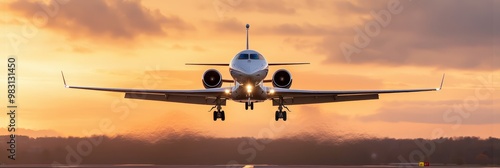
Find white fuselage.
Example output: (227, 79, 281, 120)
(229, 49, 270, 102)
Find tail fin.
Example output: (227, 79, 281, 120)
(246, 24, 250, 50)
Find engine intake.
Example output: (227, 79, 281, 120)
(272, 69, 292, 88)
(202, 69, 222, 88)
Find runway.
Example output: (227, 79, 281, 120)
(0, 164, 496, 168)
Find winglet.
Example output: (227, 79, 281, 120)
(437, 73, 445, 91)
(61, 71, 68, 88)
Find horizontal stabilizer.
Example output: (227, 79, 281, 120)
(186, 63, 309, 66)
(268, 62, 310, 66)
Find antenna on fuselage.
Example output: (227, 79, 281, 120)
(246, 24, 250, 50)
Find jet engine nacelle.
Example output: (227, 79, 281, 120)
(202, 69, 223, 88)
(272, 69, 292, 88)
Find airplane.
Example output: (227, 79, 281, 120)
(61, 24, 445, 121)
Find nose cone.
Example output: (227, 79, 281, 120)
(230, 50, 269, 84)
(233, 60, 265, 75)
(230, 50, 268, 74)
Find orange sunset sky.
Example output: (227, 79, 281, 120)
(1, 0, 499, 139)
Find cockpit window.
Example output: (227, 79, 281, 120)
(250, 54, 263, 60)
(238, 54, 249, 59)
(238, 53, 264, 60)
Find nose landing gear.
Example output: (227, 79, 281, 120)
(245, 102, 254, 110)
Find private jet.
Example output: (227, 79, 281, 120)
(62, 24, 444, 121)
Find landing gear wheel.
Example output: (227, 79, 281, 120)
(250, 102, 254, 110)
(221, 111, 225, 121)
(282, 111, 287, 121)
(245, 102, 249, 110)
(213, 111, 217, 121)
(275, 111, 279, 121)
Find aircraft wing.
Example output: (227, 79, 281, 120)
(185, 63, 229, 66)
(269, 74, 444, 105)
(61, 72, 228, 105)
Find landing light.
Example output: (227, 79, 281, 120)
(246, 85, 253, 93)
(225, 89, 230, 94)
(269, 89, 275, 94)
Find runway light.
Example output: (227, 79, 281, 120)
(225, 89, 230, 94)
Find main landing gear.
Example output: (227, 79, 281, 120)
(274, 97, 290, 121)
(210, 98, 225, 121)
(213, 110, 225, 121)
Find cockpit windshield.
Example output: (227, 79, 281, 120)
(250, 54, 263, 60)
(237, 53, 264, 60)
(238, 54, 249, 59)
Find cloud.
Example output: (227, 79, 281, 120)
(297, 105, 350, 121)
(318, 0, 499, 70)
(257, 23, 337, 36)
(239, 0, 296, 14)
(192, 45, 207, 52)
(72, 45, 93, 53)
(0, 18, 23, 25)
(359, 99, 500, 124)
(212, 0, 383, 18)
(165, 44, 207, 52)
(0, 128, 61, 138)
(301, 0, 386, 15)
(210, 17, 245, 33)
(8, 0, 193, 41)
(291, 72, 384, 90)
